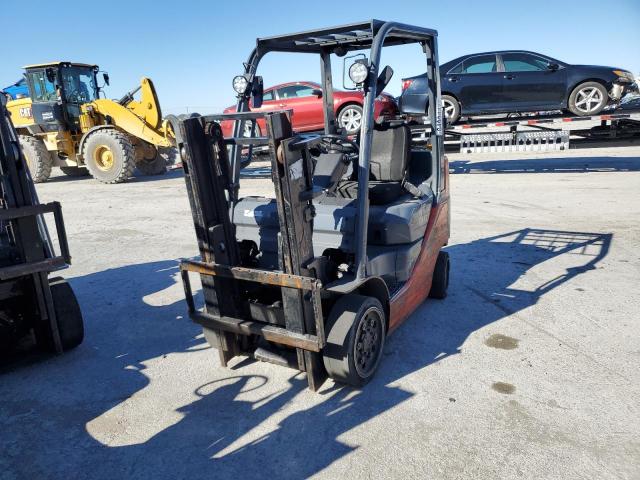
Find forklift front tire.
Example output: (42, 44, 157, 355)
(36, 277, 84, 352)
(429, 251, 450, 299)
(323, 294, 386, 387)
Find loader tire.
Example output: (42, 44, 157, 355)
(19, 135, 53, 183)
(135, 148, 167, 176)
(83, 129, 135, 184)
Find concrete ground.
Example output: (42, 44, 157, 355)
(1, 147, 639, 479)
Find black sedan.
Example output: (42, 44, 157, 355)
(399, 50, 637, 123)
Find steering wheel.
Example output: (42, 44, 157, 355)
(319, 134, 359, 154)
(66, 90, 83, 103)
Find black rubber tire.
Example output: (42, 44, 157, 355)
(19, 135, 53, 183)
(82, 129, 135, 183)
(323, 294, 386, 387)
(36, 277, 84, 352)
(568, 81, 608, 117)
(50, 277, 84, 350)
(337, 103, 363, 135)
(429, 251, 450, 299)
(135, 148, 167, 176)
(60, 166, 90, 177)
(442, 95, 461, 124)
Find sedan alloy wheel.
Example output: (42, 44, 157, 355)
(338, 105, 363, 134)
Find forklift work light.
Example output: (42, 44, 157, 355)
(233, 75, 249, 94)
(349, 61, 369, 85)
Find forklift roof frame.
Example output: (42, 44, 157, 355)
(231, 19, 445, 281)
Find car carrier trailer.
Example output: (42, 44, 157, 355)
(410, 100, 640, 153)
(0, 93, 83, 354)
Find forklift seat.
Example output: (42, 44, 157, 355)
(336, 123, 411, 205)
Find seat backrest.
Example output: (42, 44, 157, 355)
(370, 123, 410, 182)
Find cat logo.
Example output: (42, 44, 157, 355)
(19, 107, 32, 118)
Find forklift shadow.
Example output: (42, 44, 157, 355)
(70, 228, 609, 479)
(449, 155, 640, 174)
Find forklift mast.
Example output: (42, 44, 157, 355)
(0, 94, 79, 353)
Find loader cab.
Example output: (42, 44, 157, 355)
(23, 62, 99, 131)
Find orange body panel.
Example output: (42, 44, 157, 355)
(388, 159, 450, 332)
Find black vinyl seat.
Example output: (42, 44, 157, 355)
(336, 123, 411, 205)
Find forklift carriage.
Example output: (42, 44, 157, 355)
(174, 20, 451, 390)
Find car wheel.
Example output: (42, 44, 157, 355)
(337, 104, 363, 135)
(442, 95, 460, 124)
(568, 82, 608, 116)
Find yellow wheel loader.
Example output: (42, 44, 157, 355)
(5, 62, 174, 183)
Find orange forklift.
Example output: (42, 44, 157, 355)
(174, 20, 450, 390)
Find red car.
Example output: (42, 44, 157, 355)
(221, 81, 397, 137)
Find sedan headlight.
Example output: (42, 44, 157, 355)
(349, 61, 369, 85)
(232, 75, 249, 94)
(613, 70, 634, 81)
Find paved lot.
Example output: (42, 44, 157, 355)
(1, 147, 639, 479)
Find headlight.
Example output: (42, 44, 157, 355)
(349, 62, 369, 85)
(613, 70, 634, 81)
(232, 75, 249, 94)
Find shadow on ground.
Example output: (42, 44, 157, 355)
(450, 155, 640, 174)
(46, 168, 185, 184)
(0, 228, 612, 479)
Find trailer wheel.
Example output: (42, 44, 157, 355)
(429, 251, 450, 299)
(19, 135, 53, 183)
(442, 95, 460, 124)
(568, 81, 608, 116)
(60, 166, 90, 177)
(323, 294, 386, 387)
(35, 277, 84, 352)
(83, 129, 135, 183)
(135, 148, 167, 176)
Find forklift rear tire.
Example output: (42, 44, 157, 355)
(83, 129, 136, 184)
(323, 294, 386, 387)
(36, 277, 84, 352)
(60, 166, 90, 177)
(429, 251, 450, 299)
(19, 135, 53, 183)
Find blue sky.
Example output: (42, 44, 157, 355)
(2, 0, 639, 114)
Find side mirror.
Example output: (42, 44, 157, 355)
(45, 67, 56, 83)
(375, 65, 394, 96)
(547, 62, 560, 71)
(103, 73, 110, 86)
(311, 88, 322, 97)
(252, 76, 264, 109)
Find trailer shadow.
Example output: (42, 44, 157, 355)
(449, 155, 640, 174)
(0, 228, 612, 479)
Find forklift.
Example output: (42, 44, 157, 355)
(0, 92, 83, 354)
(173, 20, 450, 390)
